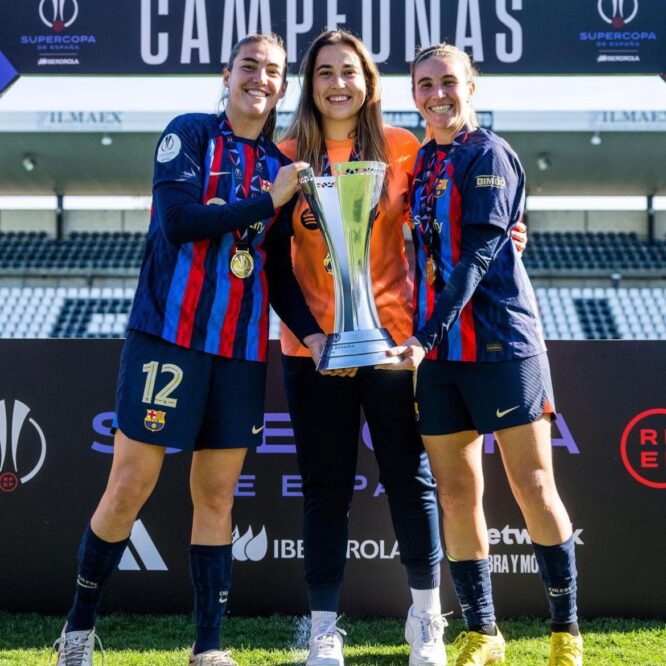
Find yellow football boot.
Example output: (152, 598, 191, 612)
(452, 629, 506, 665)
(549, 632, 583, 665)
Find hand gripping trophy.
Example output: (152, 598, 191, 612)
(299, 161, 400, 371)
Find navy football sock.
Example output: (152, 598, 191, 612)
(307, 584, 341, 613)
(190, 544, 232, 655)
(66, 524, 130, 631)
(551, 621, 580, 636)
(448, 556, 496, 628)
(532, 534, 578, 625)
(406, 562, 441, 591)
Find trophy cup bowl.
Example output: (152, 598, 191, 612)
(298, 161, 400, 371)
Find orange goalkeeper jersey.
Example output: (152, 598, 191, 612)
(279, 125, 420, 357)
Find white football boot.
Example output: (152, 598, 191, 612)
(306, 620, 347, 666)
(405, 604, 448, 666)
(52, 624, 104, 666)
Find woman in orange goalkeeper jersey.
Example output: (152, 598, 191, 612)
(277, 29, 527, 666)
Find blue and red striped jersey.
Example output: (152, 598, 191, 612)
(128, 113, 289, 362)
(410, 128, 546, 362)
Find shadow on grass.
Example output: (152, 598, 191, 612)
(489, 617, 666, 642)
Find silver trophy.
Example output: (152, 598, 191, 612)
(298, 161, 400, 371)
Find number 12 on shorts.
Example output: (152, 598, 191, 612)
(141, 361, 183, 408)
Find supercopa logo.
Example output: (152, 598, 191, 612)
(39, 0, 79, 32)
(0, 400, 47, 493)
(598, 0, 639, 28)
(581, 0, 654, 63)
(22, 0, 95, 67)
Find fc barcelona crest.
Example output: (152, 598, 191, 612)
(434, 178, 448, 197)
(144, 409, 166, 432)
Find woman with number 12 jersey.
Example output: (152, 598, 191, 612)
(52, 33, 325, 666)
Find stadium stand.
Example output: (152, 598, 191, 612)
(0, 215, 664, 342)
(0, 286, 134, 339)
(0, 231, 144, 273)
(523, 231, 666, 273)
(534, 286, 666, 340)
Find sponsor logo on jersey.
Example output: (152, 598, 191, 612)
(301, 208, 319, 231)
(496, 405, 520, 418)
(476, 175, 506, 188)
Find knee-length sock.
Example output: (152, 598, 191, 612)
(66, 524, 130, 631)
(533, 535, 579, 634)
(448, 556, 496, 633)
(190, 544, 233, 655)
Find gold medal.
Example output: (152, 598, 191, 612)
(426, 256, 437, 285)
(230, 250, 254, 279)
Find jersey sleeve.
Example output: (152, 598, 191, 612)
(152, 114, 209, 191)
(459, 143, 524, 231)
(414, 224, 503, 353)
(269, 194, 297, 238)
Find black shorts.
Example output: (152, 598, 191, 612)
(415, 352, 556, 436)
(115, 330, 267, 451)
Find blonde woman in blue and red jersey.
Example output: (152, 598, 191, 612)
(386, 44, 583, 666)
(53, 33, 325, 666)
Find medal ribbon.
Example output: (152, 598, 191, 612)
(219, 114, 270, 254)
(320, 140, 362, 177)
(413, 127, 470, 262)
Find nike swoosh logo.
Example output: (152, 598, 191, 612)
(251, 425, 264, 435)
(210, 171, 231, 176)
(496, 406, 520, 418)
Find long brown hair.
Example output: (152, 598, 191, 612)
(221, 32, 287, 141)
(282, 29, 388, 175)
(410, 43, 479, 140)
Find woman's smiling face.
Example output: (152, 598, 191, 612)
(312, 43, 367, 124)
(412, 55, 475, 143)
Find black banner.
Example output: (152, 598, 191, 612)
(0, 0, 664, 80)
(1, 340, 665, 618)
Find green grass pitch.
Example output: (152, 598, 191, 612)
(1, 613, 664, 665)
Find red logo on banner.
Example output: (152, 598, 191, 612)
(620, 408, 666, 489)
(0, 472, 19, 493)
(0, 400, 47, 493)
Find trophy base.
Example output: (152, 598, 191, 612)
(316, 328, 401, 371)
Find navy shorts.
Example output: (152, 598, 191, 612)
(115, 330, 267, 451)
(415, 352, 556, 436)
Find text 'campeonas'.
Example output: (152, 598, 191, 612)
(139, 0, 524, 66)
